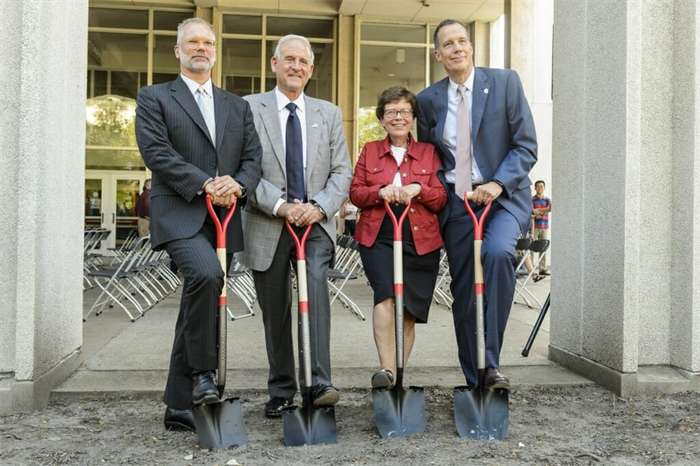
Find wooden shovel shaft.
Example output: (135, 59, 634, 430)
(206, 195, 237, 395)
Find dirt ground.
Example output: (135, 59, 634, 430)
(1, 385, 699, 466)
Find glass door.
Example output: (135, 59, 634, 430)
(85, 171, 147, 254)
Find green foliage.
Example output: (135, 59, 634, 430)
(357, 106, 386, 153)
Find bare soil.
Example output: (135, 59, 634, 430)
(2, 386, 699, 465)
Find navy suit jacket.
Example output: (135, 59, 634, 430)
(416, 68, 537, 235)
(135, 76, 262, 252)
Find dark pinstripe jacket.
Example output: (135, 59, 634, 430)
(135, 76, 262, 252)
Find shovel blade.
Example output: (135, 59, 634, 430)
(454, 386, 509, 440)
(192, 397, 247, 449)
(372, 386, 426, 438)
(282, 404, 337, 446)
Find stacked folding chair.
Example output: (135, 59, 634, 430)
(432, 248, 453, 308)
(513, 238, 550, 309)
(327, 235, 366, 320)
(84, 236, 181, 322)
(226, 257, 257, 320)
(83, 228, 111, 290)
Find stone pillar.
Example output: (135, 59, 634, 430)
(507, 0, 553, 188)
(551, 0, 700, 396)
(337, 14, 356, 163)
(471, 21, 490, 68)
(0, 0, 88, 412)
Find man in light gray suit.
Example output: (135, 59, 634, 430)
(136, 18, 262, 432)
(240, 34, 352, 417)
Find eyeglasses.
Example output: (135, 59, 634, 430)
(384, 109, 413, 119)
(183, 38, 216, 50)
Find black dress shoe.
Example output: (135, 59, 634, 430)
(164, 407, 196, 432)
(311, 384, 339, 408)
(264, 396, 294, 417)
(483, 367, 510, 390)
(192, 370, 220, 406)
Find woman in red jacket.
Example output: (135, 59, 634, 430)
(350, 86, 447, 389)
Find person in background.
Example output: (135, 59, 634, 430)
(135, 17, 262, 432)
(135, 179, 151, 237)
(417, 19, 537, 391)
(239, 34, 352, 417)
(350, 86, 447, 389)
(532, 180, 551, 275)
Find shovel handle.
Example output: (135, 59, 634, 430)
(383, 200, 411, 381)
(285, 222, 314, 393)
(464, 193, 491, 375)
(206, 195, 237, 396)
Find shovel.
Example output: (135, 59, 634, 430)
(372, 200, 426, 438)
(453, 193, 509, 440)
(192, 195, 247, 449)
(282, 221, 338, 446)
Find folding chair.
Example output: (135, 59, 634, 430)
(84, 236, 152, 322)
(328, 235, 366, 320)
(513, 239, 550, 309)
(432, 248, 453, 308)
(226, 257, 257, 320)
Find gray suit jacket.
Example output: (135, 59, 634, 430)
(417, 68, 538, 235)
(239, 90, 352, 272)
(135, 76, 262, 252)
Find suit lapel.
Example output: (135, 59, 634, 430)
(304, 97, 321, 180)
(213, 86, 229, 151)
(433, 78, 451, 162)
(471, 68, 489, 143)
(259, 91, 286, 172)
(170, 77, 213, 147)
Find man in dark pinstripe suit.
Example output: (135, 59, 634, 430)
(135, 18, 262, 432)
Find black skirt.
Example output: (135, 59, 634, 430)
(359, 203, 441, 323)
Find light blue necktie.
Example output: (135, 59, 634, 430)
(196, 86, 216, 146)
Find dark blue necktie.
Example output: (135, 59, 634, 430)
(285, 102, 305, 202)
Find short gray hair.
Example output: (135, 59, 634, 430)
(433, 19, 468, 49)
(273, 34, 315, 66)
(176, 18, 216, 45)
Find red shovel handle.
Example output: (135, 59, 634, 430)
(285, 221, 312, 260)
(206, 195, 237, 248)
(383, 199, 411, 242)
(463, 192, 491, 241)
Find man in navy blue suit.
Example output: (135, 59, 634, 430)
(417, 19, 537, 390)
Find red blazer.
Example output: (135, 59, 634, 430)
(350, 134, 447, 255)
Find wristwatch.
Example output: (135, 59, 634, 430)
(312, 201, 327, 220)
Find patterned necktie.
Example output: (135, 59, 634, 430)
(455, 85, 472, 198)
(285, 102, 305, 202)
(196, 86, 216, 146)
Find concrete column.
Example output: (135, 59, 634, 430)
(551, 0, 700, 396)
(0, 0, 88, 412)
(337, 14, 356, 162)
(471, 21, 490, 68)
(507, 0, 553, 189)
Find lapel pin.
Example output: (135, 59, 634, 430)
(311, 123, 319, 128)
(484, 88, 489, 94)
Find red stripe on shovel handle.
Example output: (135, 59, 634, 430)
(384, 199, 411, 242)
(463, 193, 491, 241)
(206, 195, 237, 249)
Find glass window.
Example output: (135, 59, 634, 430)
(88, 32, 148, 99)
(221, 39, 262, 97)
(361, 23, 425, 43)
(267, 17, 333, 39)
(358, 45, 425, 151)
(264, 40, 333, 101)
(89, 8, 148, 29)
(154, 11, 192, 31)
(153, 34, 180, 85)
(222, 15, 262, 35)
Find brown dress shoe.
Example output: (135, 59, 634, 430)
(483, 367, 510, 390)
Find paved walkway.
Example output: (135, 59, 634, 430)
(56, 273, 590, 400)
